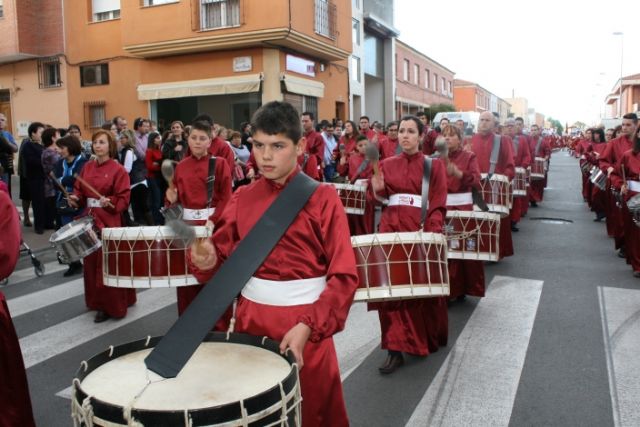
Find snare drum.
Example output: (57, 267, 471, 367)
(443, 211, 501, 261)
(627, 194, 640, 227)
(589, 168, 606, 191)
(531, 157, 546, 180)
(475, 173, 511, 217)
(102, 226, 211, 288)
(351, 231, 449, 302)
(513, 167, 527, 197)
(332, 181, 367, 215)
(72, 332, 301, 427)
(49, 216, 101, 263)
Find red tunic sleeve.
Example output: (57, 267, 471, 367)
(425, 159, 447, 232)
(210, 158, 233, 224)
(0, 191, 20, 280)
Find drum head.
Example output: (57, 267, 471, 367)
(73, 333, 300, 426)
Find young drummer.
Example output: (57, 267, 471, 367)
(166, 120, 232, 315)
(370, 115, 448, 374)
(189, 101, 358, 427)
(337, 135, 375, 235)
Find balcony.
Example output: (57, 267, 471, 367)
(314, 0, 336, 40)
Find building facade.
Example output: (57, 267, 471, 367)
(454, 79, 510, 123)
(394, 39, 454, 119)
(605, 73, 640, 118)
(0, 0, 352, 135)
(505, 97, 529, 124)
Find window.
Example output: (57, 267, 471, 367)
(38, 57, 62, 89)
(200, 0, 239, 30)
(142, 0, 178, 5)
(403, 59, 410, 81)
(352, 18, 360, 46)
(84, 101, 106, 129)
(283, 93, 318, 120)
(80, 64, 109, 87)
(414, 64, 419, 85)
(315, 0, 336, 40)
(352, 0, 359, 11)
(0, 0, 4, 18)
(351, 56, 361, 82)
(442, 77, 446, 94)
(433, 73, 438, 92)
(448, 81, 452, 96)
(425, 70, 430, 89)
(92, 0, 120, 21)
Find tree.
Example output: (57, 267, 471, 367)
(547, 117, 564, 135)
(572, 121, 587, 130)
(425, 103, 456, 121)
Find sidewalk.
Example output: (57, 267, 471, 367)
(9, 177, 55, 253)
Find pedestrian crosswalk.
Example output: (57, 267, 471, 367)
(5, 247, 640, 426)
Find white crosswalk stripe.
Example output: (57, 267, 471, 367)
(7, 278, 83, 317)
(5, 261, 66, 286)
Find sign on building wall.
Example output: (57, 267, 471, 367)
(233, 56, 252, 72)
(286, 54, 316, 77)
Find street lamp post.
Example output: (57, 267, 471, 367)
(613, 32, 624, 118)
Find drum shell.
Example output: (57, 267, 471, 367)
(49, 216, 101, 263)
(332, 182, 367, 216)
(72, 332, 300, 427)
(444, 211, 501, 261)
(531, 157, 546, 180)
(351, 232, 449, 302)
(589, 169, 606, 191)
(513, 167, 527, 197)
(102, 226, 211, 288)
(475, 174, 511, 217)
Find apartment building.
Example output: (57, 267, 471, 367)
(0, 0, 352, 135)
(394, 39, 454, 119)
(604, 73, 640, 118)
(454, 79, 510, 123)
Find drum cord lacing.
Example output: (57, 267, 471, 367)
(71, 378, 95, 427)
(226, 298, 238, 340)
(121, 370, 169, 427)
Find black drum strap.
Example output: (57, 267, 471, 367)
(488, 134, 501, 177)
(513, 135, 520, 155)
(420, 157, 432, 228)
(145, 172, 320, 378)
(535, 137, 543, 157)
(350, 159, 370, 184)
(206, 156, 216, 207)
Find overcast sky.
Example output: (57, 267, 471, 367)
(396, 0, 640, 125)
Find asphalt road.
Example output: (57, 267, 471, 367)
(4, 150, 639, 426)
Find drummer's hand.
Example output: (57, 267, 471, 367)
(246, 168, 255, 180)
(190, 239, 217, 271)
(205, 219, 214, 233)
(166, 187, 178, 204)
(339, 156, 347, 166)
(621, 184, 628, 195)
(174, 145, 183, 152)
(99, 197, 113, 208)
(446, 162, 462, 179)
(68, 195, 79, 208)
(280, 323, 311, 369)
(371, 172, 385, 193)
(607, 166, 614, 177)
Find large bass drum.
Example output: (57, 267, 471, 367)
(443, 211, 501, 261)
(72, 333, 301, 427)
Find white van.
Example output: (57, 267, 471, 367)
(432, 111, 480, 135)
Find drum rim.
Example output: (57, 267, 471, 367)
(479, 173, 509, 183)
(102, 225, 211, 240)
(445, 210, 501, 220)
(72, 332, 299, 426)
(331, 182, 368, 190)
(350, 231, 447, 246)
(49, 216, 94, 244)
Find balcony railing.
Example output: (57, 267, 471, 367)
(315, 0, 336, 40)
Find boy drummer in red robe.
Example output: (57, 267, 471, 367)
(166, 120, 232, 315)
(189, 101, 358, 427)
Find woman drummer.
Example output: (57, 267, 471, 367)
(611, 127, 640, 278)
(440, 125, 485, 300)
(69, 130, 136, 323)
(370, 115, 448, 374)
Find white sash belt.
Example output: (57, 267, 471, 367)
(388, 193, 422, 208)
(183, 207, 214, 221)
(241, 276, 327, 306)
(87, 198, 101, 208)
(446, 192, 473, 206)
(628, 180, 640, 192)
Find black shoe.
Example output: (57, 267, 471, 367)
(34, 229, 44, 235)
(511, 224, 519, 232)
(378, 352, 404, 374)
(63, 262, 82, 277)
(634, 271, 640, 278)
(530, 201, 538, 207)
(618, 249, 627, 259)
(94, 311, 110, 323)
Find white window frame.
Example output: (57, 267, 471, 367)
(425, 70, 429, 89)
(414, 64, 419, 85)
(200, 0, 240, 30)
(351, 56, 361, 83)
(92, 0, 121, 22)
(403, 59, 410, 81)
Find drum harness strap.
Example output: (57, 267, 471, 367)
(351, 158, 370, 184)
(488, 134, 501, 178)
(513, 135, 520, 156)
(535, 137, 543, 157)
(145, 172, 320, 379)
(420, 157, 432, 229)
(206, 156, 216, 208)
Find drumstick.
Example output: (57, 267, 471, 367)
(365, 143, 380, 176)
(73, 173, 115, 208)
(48, 171, 70, 198)
(161, 159, 177, 190)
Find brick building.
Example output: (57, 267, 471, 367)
(453, 79, 510, 123)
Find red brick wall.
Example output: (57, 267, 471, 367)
(15, 0, 64, 56)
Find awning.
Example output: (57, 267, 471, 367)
(137, 74, 262, 101)
(396, 96, 430, 109)
(281, 74, 324, 98)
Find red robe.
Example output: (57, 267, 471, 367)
(600, 135, 633, 250)
(445, 149, 485, 298)
(361, 128, 376, 141)
(576, 139, 593, 203)
(422, 128, 439, 155)
(611, 149, 640, 273)
(515, 132, 532, 217)
(372, 151, 448, 356)
(379, 137, 401, 159)
(207, 137, 236, 173)
(510, 134, 532, 223)
(189, 169, 358, 427)
(0, 190, 36, 427)
(173, 154, 232, 315)
(337, 152, 374, 235)
(470, 132, 515, 259)
(304, 129, 325, 180)
(589, 142, 608, 214)
(298, 152, 320, 181)
(528, 136, 551, 203)
(73, 159, 136, 318)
